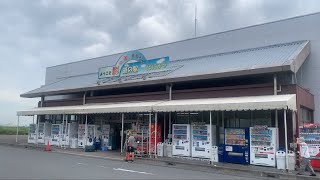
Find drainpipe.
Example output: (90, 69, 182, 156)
(169, 84, 172, 100)
(83, 92, 86, 105)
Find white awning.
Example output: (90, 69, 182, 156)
(17, 95, 296, 116)
(152, 94, 297, 112)
(17, 101, 163, 116)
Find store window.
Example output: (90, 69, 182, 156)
(300, 107, 312, 126)
(251, 110, 271, 126)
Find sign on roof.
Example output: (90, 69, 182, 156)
(98, 50, 170, 83)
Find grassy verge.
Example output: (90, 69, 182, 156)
(0, 126, 28, 135)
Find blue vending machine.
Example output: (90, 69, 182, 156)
(224, 128, 250, 164)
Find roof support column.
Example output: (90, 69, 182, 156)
(16, 116, 20, 143)
(284, 109, 289, 171)
(121, 113, 124, 154)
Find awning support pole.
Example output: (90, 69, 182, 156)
(164, 113, 166, 140)
(16, 116, 20, 143)
(155, 112, 158, 158)
(149, 113, 152, 158)
(85, 114, 88, 147)
(36, 116, 40, 145)
(284, 109, 289, 171)
(210, 111, 212, 147)
(121, 113, 124, 154)
(169, 113, 172, 135)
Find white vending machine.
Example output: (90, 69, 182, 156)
(250, 127, 278, 167)
(191, 124, 217, 159)
(50, 124, 62, 146)
(60, 122, 78, 146)
(86, 125, 101, 146)
(37, 122, 52, 144)
(101, 124, 110, 148)
(28, 124, 37, 144)
(78, 124, 86, 148)
(172, 124, 191, 157)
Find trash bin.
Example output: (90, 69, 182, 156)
(276, 151, 286, 170)
(157, 142, 164, 157)
(287, 150, 296, 171)
(210, 146, 219, 163)
(165, 142, 172, 157)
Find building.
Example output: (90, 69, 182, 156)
(17, 12, 320, 167)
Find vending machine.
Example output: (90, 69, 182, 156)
(38, 122, 52, 144)
(86, 125, 101, 146)
(101, 124, 110, 148)
(150, 123, 162, 154)
(299, 124, 320, 157)
(50, 124, 62, 146)
(172, 124, 191, 157)
(60, 122, 78, 146)
(224, 128, 250, 164)
(250, 127, 278, 167)
(191, 124, 217, 159)
(28, 124, 37, 144)
(78, 124, 86, 148)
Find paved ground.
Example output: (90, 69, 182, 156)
(0, 135, 27, 144)
(0, 145, 267, 180)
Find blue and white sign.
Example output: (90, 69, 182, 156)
(98, 50, 170, 83)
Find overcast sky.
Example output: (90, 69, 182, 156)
(1, 0, 320, 126)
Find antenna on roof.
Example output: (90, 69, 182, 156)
(194, 3, 197, 38)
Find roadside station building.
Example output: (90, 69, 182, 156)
(17, 13, 320, 167)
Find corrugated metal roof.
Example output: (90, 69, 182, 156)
(21, 41, 310, 98)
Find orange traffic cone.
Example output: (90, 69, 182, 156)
(126, 152, 130, 161)
(46, 141, 51, 152)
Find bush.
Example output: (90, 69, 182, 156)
(0, 126, 29, 135)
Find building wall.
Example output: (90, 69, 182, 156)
(45, 13, 320, 121)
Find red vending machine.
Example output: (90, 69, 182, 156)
(150, 123, 162, 154)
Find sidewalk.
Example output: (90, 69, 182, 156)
(1, 140, 318, 180)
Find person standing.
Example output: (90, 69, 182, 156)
(126, 131, 136, 162)
(297, 137, 317, 176)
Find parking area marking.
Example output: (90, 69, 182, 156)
(77, 162, 88, 166)
(113, 168, 154, 175)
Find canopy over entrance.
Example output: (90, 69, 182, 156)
(17, 94, 296, 116)
(152, 94, 297, 112)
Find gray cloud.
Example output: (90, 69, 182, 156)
(0, 0, 320, 125)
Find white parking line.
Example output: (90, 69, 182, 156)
(113, 168, 154, 175)
(77, 162, 88, 166)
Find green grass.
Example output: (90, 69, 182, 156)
(0, 126, 28, 135)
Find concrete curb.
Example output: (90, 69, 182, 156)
(1, 142, 317, 180)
